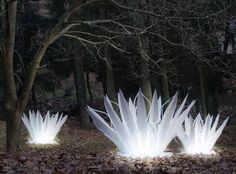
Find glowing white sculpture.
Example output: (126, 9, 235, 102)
(87, 90, 195, 158)
(178, 114, 228, 155)
(22, 110, 67, 144)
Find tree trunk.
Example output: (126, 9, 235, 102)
(208, 90, 219, 116)
(105, 50, 117, 102)
(135, 0, 153, 103)
(159, 25, 170, 102)
(73, 48, 90, 128)
(139, 56, 152, 102)
(197, 63, 207, 116)
(31, 84, 37, 110)
(101, 80, 107, 95)
(6, 110, 22, 152)
(1, 0, 19, 152)
(161, 62, 170, 102)
(138, 37, 152, 110)
(85, 71, 93, 103)
(98, 5, 117, 102)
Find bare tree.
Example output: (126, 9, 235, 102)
(0, 0, 101, 152)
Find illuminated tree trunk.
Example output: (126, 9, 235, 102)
(138, 0, 153, 103)
(139, 55, 152, 102)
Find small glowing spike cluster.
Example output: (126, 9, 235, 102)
(178, 114, 229, 155)
(22, 111, 67, 144)
(87, 90, 195, 158)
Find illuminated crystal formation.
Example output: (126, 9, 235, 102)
(87, 90, 195, 158)
(22, 110, 67, 144)
(178, 114, 229, 155)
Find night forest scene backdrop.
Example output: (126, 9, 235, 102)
(0, 0, 236, 173)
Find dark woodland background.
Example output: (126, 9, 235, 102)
(3, 2, 235, 115)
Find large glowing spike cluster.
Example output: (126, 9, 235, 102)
(22, 111, 67, 144)
(87, 90, 195, 157)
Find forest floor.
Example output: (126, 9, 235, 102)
(0, 119, 236, 174)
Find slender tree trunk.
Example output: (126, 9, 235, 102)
(99, 5, 117, 102)
(73, 48, 90, 128)
(161, 62, 170, 102)
(101, 80, 107, 95)
(85, 71, 93, 123)
(136, 0, 153, 103)
(31, 84, 37, 110)
(158, 16, 170, 102)
(138, 38, 152, 110)
(139, 37, 152, 102)
(139, 56, 152, 102)
(105, 50, 117, 102)
(208, 89, 219, 116)
(85, 71, 93, 103)
(197, 63, 207, 116)
(211, 90, 219, 116)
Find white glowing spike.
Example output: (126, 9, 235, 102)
(22, 110, 67, 144)
(87, 90, 194, 158)
(178, 114, 229, 155)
